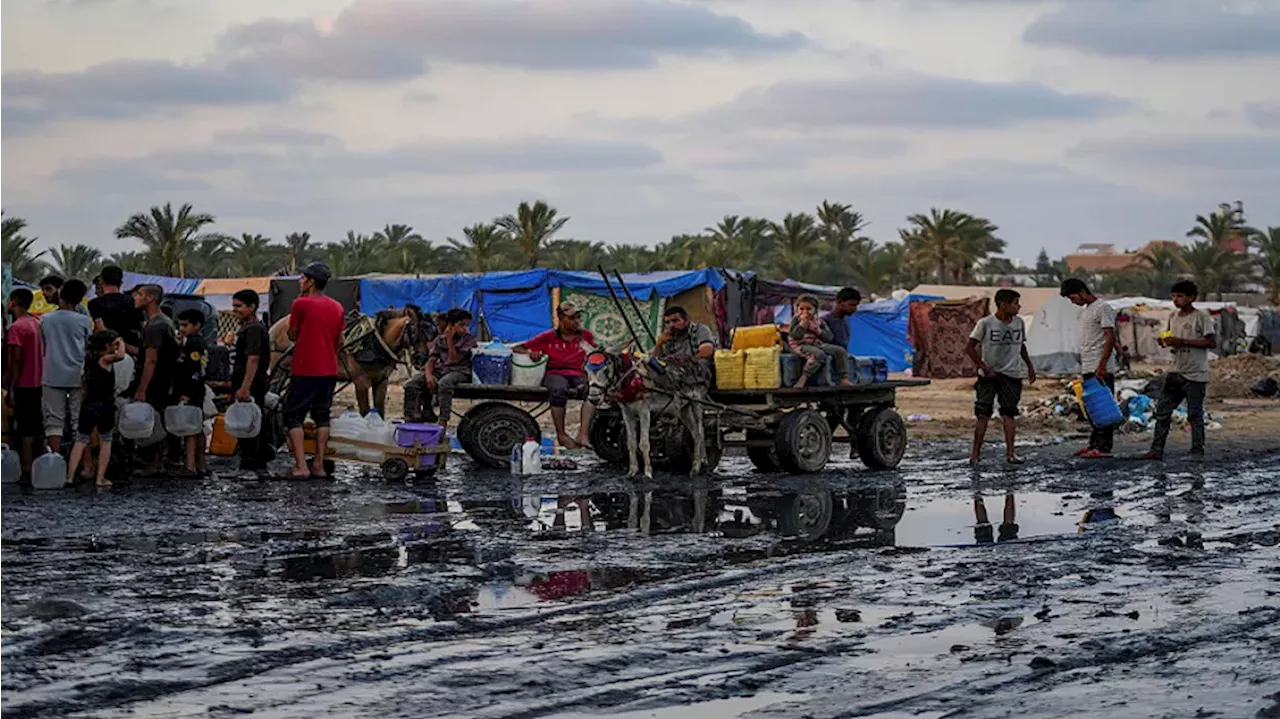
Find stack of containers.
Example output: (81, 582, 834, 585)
(713, 349, 747, 390)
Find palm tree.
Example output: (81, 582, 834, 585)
(1179, 240, 1247, 300)
(769, 213, 822, 281)
(189, 237, 231, 277)
(227, 234, 283, 276)
(605, 243, 657, 273)
(446, 223, 513, 273)
(106, 251, 148, 273)
(325, 231, 385, 276)
(543, 240, 607, 271)
(114, 203, 223, 277)
(848, 242, 905, 295)
(901, 208, 1001, 283)
(1248, 226, 1280, 302)
(495, 200, 569, 268)
(49, 244, 103, 279)
(1187, 203, 1248, 250)
(2, 214, 48, 281)
(1135, 243, 1186, 297)
(374, 224, 437, 275)
(815, 201, 870, 256)
(284, 232, 315, 273)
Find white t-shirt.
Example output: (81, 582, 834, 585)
(1169, 309, 1214, 383)
(1079, 300, 1117, 375)
(969, 315, 1027, 379)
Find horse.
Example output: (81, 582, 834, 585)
(269, 305, 432, 417)
(584, 349, 710, 479)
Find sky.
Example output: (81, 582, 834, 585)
(3, 0, 1279, 265)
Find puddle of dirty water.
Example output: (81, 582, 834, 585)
(543, 692, 811, 719)
(895, 491, 1085, 547)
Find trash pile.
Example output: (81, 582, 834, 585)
(1209, 353, 1280, 398)
(1025, 378, 1227, 433)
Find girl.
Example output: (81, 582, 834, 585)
(788, 295, 852, 389)
(67, 330, 126, 488)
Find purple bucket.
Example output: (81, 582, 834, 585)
(395, 422, 446, 468)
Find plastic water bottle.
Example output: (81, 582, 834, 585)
(2, 445, 21, 483)
(32, 450, 68, 490)
(510, 443, 522, 475)
(521, 437, 542, 475)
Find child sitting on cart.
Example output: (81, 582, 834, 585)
(788, 295, 853, 389)
(420, 308, 476, 430)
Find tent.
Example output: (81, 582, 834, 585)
(1026, 295, 1084, 373)
(194, 277, 274, 311)
(269, 276, 362, 323)
(908, 297, 991, 379)
(910, 284, 1060, 318)
(119, 272, 200, 297)
(839, 293, 943, 372)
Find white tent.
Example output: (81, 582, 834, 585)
(1027, 294, 1084, 373)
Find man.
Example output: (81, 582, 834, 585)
(130, 284, 179, 472)
(38, 273, 88, 316)
(403, 312, 448, 423)
(5, 289, 46, 480)
(821, 287, 861, 352)
(653, 305, 717, 367)
(965, 289, 1036, 466)
(1144, 280, 1216, 462)
(40, 279, 93, 454)
(513, 302, 597, 449)
(89, 266, 143, 353)
(420, 308, 477, 431)
(284, 263, 345, 479)
(1060, 278, 1117, 458)
(231, 289, 274, 472)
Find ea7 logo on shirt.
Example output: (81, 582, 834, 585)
(987, 328, 1024, 343)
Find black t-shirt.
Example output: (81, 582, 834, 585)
(84, 360, 116, 407)
(88, 292, 143, 347)
(173, 334, 207, 402)
(232, 321, 271, 398)
(132, 314, 179, 404)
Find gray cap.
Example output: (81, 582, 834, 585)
(301, 262, 332, 283)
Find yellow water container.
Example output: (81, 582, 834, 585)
(743, 346, 782, 389)
(731, 324, 781, 351)
(209, 415, 238, 456)
(714, 349, 747, 390)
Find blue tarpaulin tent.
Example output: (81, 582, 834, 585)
(359, 269, 726, 342)
(843, 293, 943, 372)
(119, 272, 200, 297)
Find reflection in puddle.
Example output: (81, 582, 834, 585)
(546, 692, 811, 719)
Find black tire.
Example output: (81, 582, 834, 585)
(381, 457, 410, 482)
(589, 411, 629, 467)
(856, 407, 907, 469)
(774, 409, 833, 474)
(851, 485, 908, 530)
(777, 492, 834, 541)
(457, 402, 541, 469)
(746, 429, 781, 472)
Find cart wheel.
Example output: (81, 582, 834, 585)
(746, 429, 781, 472)
(774, 409, 833, 474)
(381, 457, 410, 482)
(588, 411, 629, 467)
(856, 407, 907, 469)
(777, 492, 834, 541)
(457, 402, 541, 469)
(851, 484, 908, 529)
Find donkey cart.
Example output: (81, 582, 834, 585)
(447, 380, 928, 474)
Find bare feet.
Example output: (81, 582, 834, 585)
(838, 379, 854, 387)
(96, 479, 113, 489)
(309, 462, 329, 479)
(968, 453, 980, 467)
(574, 434, 593, 450)
(289, 467, 312, 479)
(557, 434, 580, 450)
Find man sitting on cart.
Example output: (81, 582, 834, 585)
(415, 308, 477, 431)
(653, 306, 717, 385)
(512, 301, 597, 450)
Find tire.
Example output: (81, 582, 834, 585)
(457, 402, 541, 469)
(746, 429, 781, 472)
(777, 492, 834, 541)
(856, 407, 907, 470)
(588, 411, 629, 467)
(381, 457, 410, 482)
(851, 485, 908, 529)
(774, 409, 833, 474)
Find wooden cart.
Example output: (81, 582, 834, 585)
(334, 436, 452, 481)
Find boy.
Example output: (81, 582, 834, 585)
(821, 287, 861, 351)
(422, 308, 477, 430)
(1144, 280, 1215, 461)
(230, 289, 274, 472)
(130, 284, 178, 474)
(5, 289, 46, 480)
(1060, 278, 1117, 458)
(173, 309, 208, 477)
(284, 263, 344, 479)
(41, 279, 93, 454)
(966, 289, 1036, 466)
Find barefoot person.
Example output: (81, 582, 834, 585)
(230, 289, 273, 472)
(1143, 280, 1215, 462)
(966, 289, 1036, 466)
(787, 294, 853, 388)
(66, 330, 126, 488)
(1060, 278, 1117, 459)
(283, 263, 344, 478)
(5, 289, 46, 481)
(512, 302, 597, 449)
(40, 279, 92, 455)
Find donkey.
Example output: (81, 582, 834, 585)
(584, 349, 710, 479)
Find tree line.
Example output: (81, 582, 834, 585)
(3, 200, 1277, 300)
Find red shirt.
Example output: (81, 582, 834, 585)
(524, 328, 596, 377)
(289, 295, 344, 377)
(6, 316, 45, 388)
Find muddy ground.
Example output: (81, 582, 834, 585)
(3, 418, 1279, 718)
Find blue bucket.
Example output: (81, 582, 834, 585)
(472, 353, 511, 385)
(1081, 377, 1123, 428)
(780, 353, 831, 387)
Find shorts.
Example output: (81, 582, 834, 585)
(42, 386, 83, 438)
(544, 374, 586, 408)
(9, 387, 45, 438)
(975, 374, 1023, 418)
(76, 402, 117, 443)
(284, 376, 337, 429)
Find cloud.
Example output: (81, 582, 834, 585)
(1244, 101, 1280, 130)
(212, 125, 343, 147)
(1068, 136, 1280, 171)
(1, 59, 294, 126)
(220, 0, 805, 77)
(1024, 2, 1280, 59)
(697, 75, 1131, 129)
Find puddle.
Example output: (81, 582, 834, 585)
(895, 491, 1087, 547)
(545, 692, 810, 719)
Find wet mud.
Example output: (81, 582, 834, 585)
(3, 439, 1279, 718)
